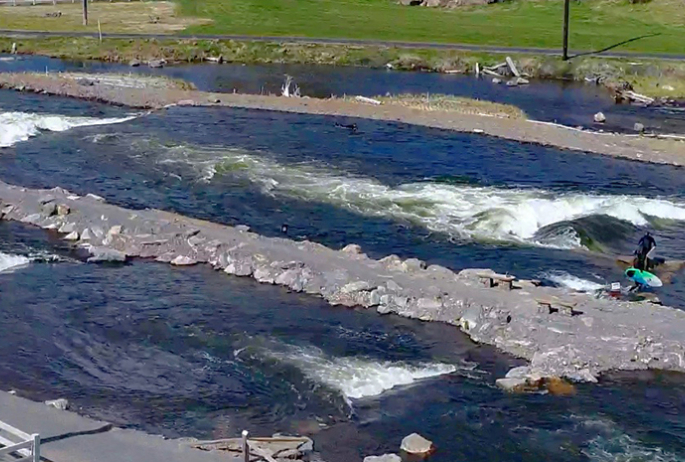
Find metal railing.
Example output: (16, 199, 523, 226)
(0, 420, 40, 462)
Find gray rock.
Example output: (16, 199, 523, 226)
(340, 280, 372, 294)
(129, 59, 141, 67)
(401, 258, 427, 272)
(417, 297, 442, 310)
(170, 255, 197, 266)
(386, 280, 403, 292)
(59, 222, 76, 234)
(45, 398, 69, 410)
(147, 59, 166, 68)
(495, 377, 527, 392)
(85, 193, 105, 202)
(566, 368, 598, 383)
(108, 225, 123, 236)
(20, 213, 42, 224)
(235, 224, 251, 232)
(400, 433, 434, 455)
(64, 231, 79, 241)
(341, 243, 362, 255)
(364, 454, 402, 462)
(594, 112, 606, 123)
(87, 247, 127, 263)
(368, 289, 382, 306)
(57, 204, 70, 216)
(634, 122, 645, 132)
(505, 366, 532, 379)
(41, 202, 56, 216)
(81, 228, 93, 240)
(492, 77, 502, 84)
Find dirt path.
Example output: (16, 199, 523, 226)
(2, 71, 684, 166)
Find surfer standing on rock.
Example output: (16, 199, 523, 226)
(634, 232, 657, 272)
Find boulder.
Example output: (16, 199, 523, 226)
(495, 377, 528, 392)
(129, 59, 141, 67)
(171, 255, 197, 266)
(87, 247, 127, 263)
(594, 112, 606, 123)
(147, 59, 166, 68)
(235, 224, 251, 232)
(45, 398, 69, 410)
(57, 204, 70, 216)
(400, 433, 434, 455)
(492, 77, 502, 84)
(108, 225, 123, 236)
(64, 231, 79, 241)
(364, 455, 402, 462)
(340, 281, 372, 294)
(41, 202, 56, 216)
(634, 122, 645, 132)
(341, 244, 362, 255)
(85, 193, 105, 202)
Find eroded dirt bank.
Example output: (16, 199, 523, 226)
(1, 72, 684, 166)
(2, 181, 685, 389)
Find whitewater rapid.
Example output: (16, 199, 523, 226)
(0, 252, 30, 273)
(0, 111, 135, 148)
(241, 342, 460, 401)
(138, 141, 685, 249)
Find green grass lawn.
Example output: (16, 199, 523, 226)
(177, 0, 684, 54)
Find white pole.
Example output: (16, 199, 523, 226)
(242, 430, 249, 462)
(31, 434, 40, 462)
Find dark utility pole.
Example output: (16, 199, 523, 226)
(562, 0, 570, 60)
(83, 0, 88, 26)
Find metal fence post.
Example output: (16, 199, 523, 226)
(31, 434, 40, 462)
(242, 430, 249, 462)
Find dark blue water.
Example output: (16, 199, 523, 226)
(2, 89, 685, 461)
(2, 90, 684, 305)
(2, 221, 685, 462)
(2, 53, 685, 134)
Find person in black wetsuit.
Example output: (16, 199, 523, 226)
(633, 232, 657, 271)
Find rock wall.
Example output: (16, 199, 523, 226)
(2, 181, 685, 386)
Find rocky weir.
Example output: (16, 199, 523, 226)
(2, 180, 685, 389)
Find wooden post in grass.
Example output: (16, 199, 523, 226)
(562, 0, 570, 60)
(82, 0, 88, 25)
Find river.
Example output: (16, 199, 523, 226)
(1, 62, 685, 462)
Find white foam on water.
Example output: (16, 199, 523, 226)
(261, 344, 458, 400)
(0, 111, 136, 148)
(147, 143, 685, 248)
(0, 252, 30, 273)
(579, 417, 681, 462)
(543, 271, 605, 292)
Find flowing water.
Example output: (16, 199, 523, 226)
(3, 53, 685, 134)
(1, 83, 685, 461)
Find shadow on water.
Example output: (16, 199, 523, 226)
(2, 54, 685, 134)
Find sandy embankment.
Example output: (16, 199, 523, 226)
(1, 71, 684, 166)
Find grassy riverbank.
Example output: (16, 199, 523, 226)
(176, 0, 683, 54)
(1, 0, 682, 55)
(2, 36, 684, 98)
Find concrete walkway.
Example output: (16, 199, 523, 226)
(0, 392, 238, 462)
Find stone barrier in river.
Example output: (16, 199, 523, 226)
(2, 181, 685, 389)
